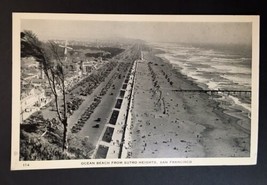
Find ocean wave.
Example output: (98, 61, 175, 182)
(152, 42, 252, 119)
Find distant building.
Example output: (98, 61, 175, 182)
(81, 61, 96, 74)
(21, 57, 44, 80)
(81, 58, 106, 74)
(20, 86, 47, 122)
(30, 78, 47, 88)
(22, 73, 39, 81)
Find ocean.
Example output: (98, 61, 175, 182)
(151, 42, 252, 130)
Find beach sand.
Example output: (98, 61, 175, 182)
(127, 50, 250, 158)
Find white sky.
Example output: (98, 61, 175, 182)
(21, 19, 252, 45)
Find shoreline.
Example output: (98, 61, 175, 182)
(155, 48, 251, 136)
(126, 48, 250, 158)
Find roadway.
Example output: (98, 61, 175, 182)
(67, 61, 131, 148)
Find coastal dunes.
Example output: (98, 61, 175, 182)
(126, 50, 250, 158)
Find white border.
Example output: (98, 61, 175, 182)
(11, 13, 259, 170)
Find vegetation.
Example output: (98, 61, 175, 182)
(102, 127, 114, 143)
(95, 145, 109, 159)
(84, 47, 124, 59)
(20, 114, 94, 160)
(21, 30, 70, 151)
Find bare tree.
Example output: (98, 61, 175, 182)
(21, 30, 69, 151)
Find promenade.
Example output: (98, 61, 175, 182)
(92, 60, 137, 158)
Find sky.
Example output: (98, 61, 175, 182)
(21, 19, 252, 45)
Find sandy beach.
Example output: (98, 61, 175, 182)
(126, 50, 250, 158)
(15, 16, 259, 171)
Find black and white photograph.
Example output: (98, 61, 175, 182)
(11, 13, 259, 170)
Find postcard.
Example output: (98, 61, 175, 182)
(11, 13, 259, 170)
